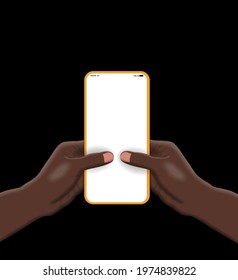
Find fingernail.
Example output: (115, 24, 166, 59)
(103, 152, 114, 163)
(120, 152, 131, 163)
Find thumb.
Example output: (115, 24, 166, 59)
(70, 151, 114, 173)
(120, 151, 158, 172)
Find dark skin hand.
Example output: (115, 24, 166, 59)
(1, 140, 237, 243)
(121, 140, 238, 243)
(0, 141, 113, 241)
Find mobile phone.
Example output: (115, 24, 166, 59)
(84, 71, 150, 204)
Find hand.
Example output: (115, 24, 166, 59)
(27, 141, 113, 216)
(121, 140, 238, 243)
(0, 141, 113, 241)
(121, 140, 209, 216)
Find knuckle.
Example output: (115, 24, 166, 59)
(166, 141, 177, 150)
(57, 141, 69, 152)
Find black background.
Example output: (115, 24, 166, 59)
(0, 17, 238, 260)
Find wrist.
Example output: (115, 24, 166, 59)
(21, 177, 45, 221)
(189, 177, 214, 220)
(0, 179, 44, 241)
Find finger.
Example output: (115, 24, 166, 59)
(156, 187, 175, 208)
(157, 187, 184, 215)
(52, 187, 78, 213)
(57, 141, 84, 157)
(72, 151, 114, 171)
(150, 172, 159, 193)
(150, 140, 177, 158)
(120, 151, 157, 171)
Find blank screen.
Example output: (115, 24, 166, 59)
(84, 72, 150, 204)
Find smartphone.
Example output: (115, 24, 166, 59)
(84, 71, 150, 204)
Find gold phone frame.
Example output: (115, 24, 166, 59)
(84, 71, 150, 204)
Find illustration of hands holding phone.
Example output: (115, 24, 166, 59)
(0, 72, 237, 244)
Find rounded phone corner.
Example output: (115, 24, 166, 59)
(139, 71, 150, 81)
(84, 71, 95, 81)
(141, 191, 150, 205)
(84, 191, 96, 205)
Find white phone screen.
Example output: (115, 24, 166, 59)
(84, 72, 150, 204)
